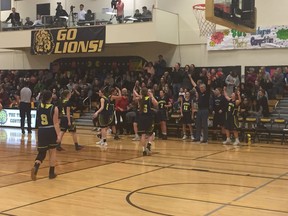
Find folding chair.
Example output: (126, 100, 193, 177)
(255, 117, 272, 143)
(270, 118, 286, 144)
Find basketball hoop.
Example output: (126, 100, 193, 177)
(193, 4, 216, 37)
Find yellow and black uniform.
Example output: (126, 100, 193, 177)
(37, 103, 57, 151)
(212, 95, 226, 128)
(60, 99, 76, 132)
(138, 96, 154, 135)
(99, 96, 113, 128)
(182, 98, 193, 124)
(157, 96, 168, 122)
(108, 95, 116, 126)
(224, 99, 239, 130)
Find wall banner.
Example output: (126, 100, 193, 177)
(0, 109, 37, 128)
(31, 26, 105, 55)
(207, 26, 288, 51)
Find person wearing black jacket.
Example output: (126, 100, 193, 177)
(5, 7, 20, 26)
(257, 89, 269, 117)
(171, 63, 183, 101)
(189, 72, 211, 143)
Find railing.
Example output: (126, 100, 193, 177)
(83, 96, 91, 111)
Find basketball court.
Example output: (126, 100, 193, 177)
(0, 0, 288, 215)
(0, 127, 287, 215)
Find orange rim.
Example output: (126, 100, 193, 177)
(193, 4, 206, 10)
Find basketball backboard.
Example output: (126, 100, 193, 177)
(206, 0, 256, 33)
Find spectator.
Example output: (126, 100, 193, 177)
(257, 89, 269, 117)
(32, 15, 43, 26)
(143, 61, 155, 77)
(116, 0, 124, 23)
(133, 9, 142, 22)
(55, 4, 68, 27)
(5, 7, 21, 26)
(225, 70, 240, 96)
(115, 88, 129, 135)
(154, 54, 167, 79)
(258, 67, 273, 97)
(78, 4, 86, 23)
(171, 63, 183, 101)
(24, 17, 33, 26)
(271, 67, 284, 99)
(182, 65, 192, 90)
(142, 6, 152, 21)
(0, 86, 11, 108)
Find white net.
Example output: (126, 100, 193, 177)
(193, 4, 216, 37)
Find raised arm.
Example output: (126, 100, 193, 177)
(149, 91, 158, 107)
(235, 90, 241, 106)
(188, 74, 197, 88)
(111, 87, 122, 101)
(133, 88, 140, 98)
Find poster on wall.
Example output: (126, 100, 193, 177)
(207, 26, 288, 51)
(31, 26, 106, 55)
(0, 109, 37, 128)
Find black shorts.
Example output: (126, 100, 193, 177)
(109, 113, 116, 126)
(99, 113, 113, 128)
(60, 117, 77, 132)
(213, 113, 225, 128)
(157, 110, 167, 122)
(182, 112, 192, 124)
(138, 114, 154, 135)
(224, 115, 239, 131)
(38, 127, 57, 152)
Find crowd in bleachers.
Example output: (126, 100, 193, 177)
(0, 56, 287, 142)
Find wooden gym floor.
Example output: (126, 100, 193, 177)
(0, 127, 288, 216)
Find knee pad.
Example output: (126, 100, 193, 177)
(36, 151, 47, 163)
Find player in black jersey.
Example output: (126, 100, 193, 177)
(157, 90, 172, 140)
(108, 87, 122, 140)
(57, 90, 83, 151)
(31, 90, 61, 181)
(180, 91, 194, 140)
(136, 87, 158, 156)
(223, 87, 241, 145)
(93, 89, 113, 146)
(212, 88, 226, 140)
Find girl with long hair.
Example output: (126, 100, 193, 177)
(137, 87, 158, 156)
(57, 90, 83, 151)
(223, 87, 241, 145)
(93, 89, 113, 146)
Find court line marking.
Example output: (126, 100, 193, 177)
(0, 153, 143, 188)
(121, 160, 288, 182)
(123, 182, 288, 216)
(0, 147, 140, 179)
(204, 171, 288, 216)
(126, 154, 288, 170)
(0, 213, 16, 216)
(0, 134, 287, 214)
(1, 163, 173, 213)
